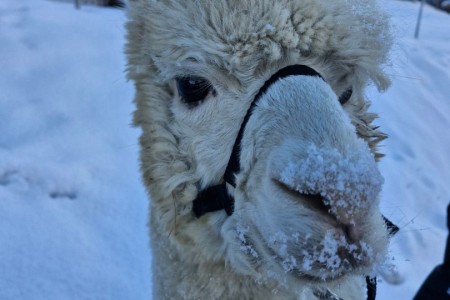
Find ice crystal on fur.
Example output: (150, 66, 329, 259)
(301, 230, 374, 279)
(266, 228, 375, 279)
(279, 141, 384, 223)
(236, 223, 259, 258)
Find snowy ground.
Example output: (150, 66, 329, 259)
(371, 2, 450, 299)
(0, 1, 151, 299)
(0, 0, 448, 299)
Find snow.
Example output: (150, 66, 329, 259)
(370, 1, 450, 299)
(279, 142, 384, 224)
(237, 223, 259, 258)
(0, 1, 151, 299)
(0, 0, 448, 299)
(265, 24, 275, 32)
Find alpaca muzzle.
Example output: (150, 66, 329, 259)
(269, 139, 384, 226)
(192, 65, 398, 300)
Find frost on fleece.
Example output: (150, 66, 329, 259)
(236, 222, 378, 280)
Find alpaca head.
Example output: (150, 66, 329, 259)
(126, 0, 392, 291)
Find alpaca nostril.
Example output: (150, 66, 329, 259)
(273, 179, 364, 241)
(297, 193, 330, 214)
(343, 224, 361, 242)
(272, 179, 330, 214)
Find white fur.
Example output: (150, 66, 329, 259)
(125, 0, 393, 299)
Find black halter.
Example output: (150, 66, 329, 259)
(190, 64, 399, 300)
(192, 65, 323, 218)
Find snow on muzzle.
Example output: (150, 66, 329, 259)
(271, 140, 384, 225)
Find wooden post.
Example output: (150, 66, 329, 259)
(415, 0, 425, 39)
(75, 0, 80, 9)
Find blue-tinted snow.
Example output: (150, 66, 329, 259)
(0, 0, 449, 299)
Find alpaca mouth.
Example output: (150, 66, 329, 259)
(255, 234, 368, 286)
(265, 235, 372, 284)
(237, 205, 372, 284)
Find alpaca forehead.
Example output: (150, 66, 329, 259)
(142, 0, 390, 77)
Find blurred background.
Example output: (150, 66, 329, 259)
(0, 0, 448, 299)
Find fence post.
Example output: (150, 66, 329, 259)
(415, 0, 425, 39)
(75, 0, 80, 9)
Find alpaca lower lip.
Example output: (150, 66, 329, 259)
(265, 240, 358, 282)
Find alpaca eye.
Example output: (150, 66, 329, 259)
(176, 76, 214, 105)
(338, 88, 353, 105)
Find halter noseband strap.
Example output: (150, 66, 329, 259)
(192, 65, 323, 218)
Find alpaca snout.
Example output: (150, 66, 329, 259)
(268, 138, 384, 224)
(269, 179, 365, 242)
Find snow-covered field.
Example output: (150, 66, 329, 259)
(0, 1, 151, 299)
(0, 0, 448, 299)
(370, 2, 450, 298)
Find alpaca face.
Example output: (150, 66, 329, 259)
(221, 75, 388, 284)
(127, 0, 392, 291)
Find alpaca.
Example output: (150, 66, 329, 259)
(125, 0, 394, 299)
